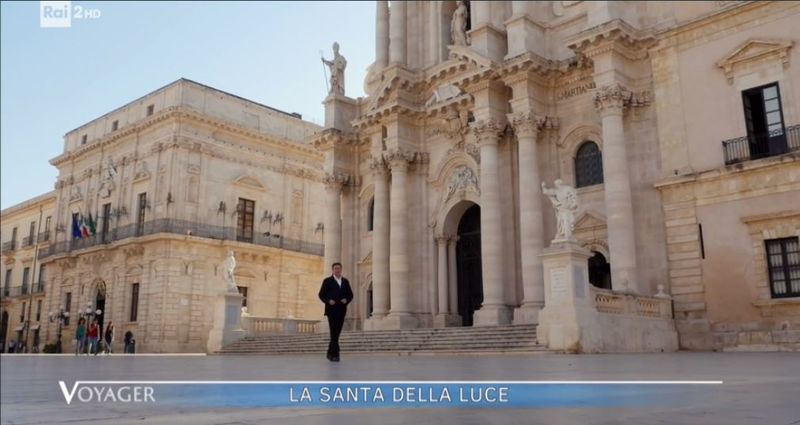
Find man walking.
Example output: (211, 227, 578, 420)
(318, 262, 353, 362)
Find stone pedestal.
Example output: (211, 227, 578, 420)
(323, 94, 357, 130)
(432, 313, 462, 328)
(537, 240, 679, 353)
(536, 240, 596, 353)
(206, 291, 246, 353)
(513, 305, 543, 325)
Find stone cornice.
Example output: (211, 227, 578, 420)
(310, 128, 359, 152)
(567, 19, 656, 62)
(50, 106, 320, 167)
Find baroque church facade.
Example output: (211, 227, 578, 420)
(313, 0, 799, 350)
(2, 1, 799, 353)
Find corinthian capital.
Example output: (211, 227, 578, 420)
(369, 155, 389, 176)
(382, 149, 418, 171)
(508, 112, 548, 139)
(322, 172, 351, 190)
(470, 119, 506, 146)
(593, 83, 632, 115)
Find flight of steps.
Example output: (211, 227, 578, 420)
(218, 324, 548, 355)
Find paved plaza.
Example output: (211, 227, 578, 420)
(1, 352, 798, 425)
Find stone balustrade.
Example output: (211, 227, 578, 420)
(241, 315, 319, 335)
(590, 287, 672, 319)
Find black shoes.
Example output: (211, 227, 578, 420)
(327, 354, 340, 362)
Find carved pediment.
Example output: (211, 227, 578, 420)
(717, 39, 793, 84)
(233, 175, 266, 190)
(574, 210, 607, 231)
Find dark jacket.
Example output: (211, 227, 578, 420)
(318, 276, 354, 316)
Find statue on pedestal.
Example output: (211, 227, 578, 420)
(451, 0, 470, 46)
(322, 42, 347, 96)
(542, 179, 578, 242)
(222, 251, 238, 293)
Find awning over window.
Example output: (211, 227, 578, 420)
(14, 324, 24, 331)
(30, 324, 40, 331)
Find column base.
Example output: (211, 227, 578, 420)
(362, 315, 387, 331)
(378, 313, 419, 330)
(513, 303, 543, 325)
(432, 314, 462, 328)
(473, 305, 513, 327)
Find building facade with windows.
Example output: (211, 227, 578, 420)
(2, 79, 327, 353)
(0, 192, 56, 352)
(314, 1, 799, 350)
(2, 1, 798, 353)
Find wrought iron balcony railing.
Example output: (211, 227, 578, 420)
(38, 218, 324, 260)
(1, 240, 16, 254)
(723, 124, 800, 165)
(21, 236, 34, 248)
(0, 284, 40, 298)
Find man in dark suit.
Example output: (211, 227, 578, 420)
(318, 262, 353, 362)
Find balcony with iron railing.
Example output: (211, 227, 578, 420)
(1, 282, 45, 299)
(38, 218, 325, 260)
(1, 240, 16, 254)
(723, 124, 800, 165)
(38, 231, 51, 243)
(21, 235, 35, 248)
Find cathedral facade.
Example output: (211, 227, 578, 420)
(313, 1, 800, 350)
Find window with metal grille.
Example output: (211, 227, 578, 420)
(130, 283, 139, 322)
(367, 198, 374, 232)
(574, 141, 604, 188)
(136, 193, 147, 236)
(64, 292, 71, 325)
(766, 237, 800, 298)
(236, 198, 255, 242)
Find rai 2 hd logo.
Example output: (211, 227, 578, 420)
(40, 1, 101, 28)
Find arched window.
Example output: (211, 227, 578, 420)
(366, 198, 375, 232)
(575, 141, 604, 188)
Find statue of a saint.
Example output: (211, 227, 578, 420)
(542, 179, 578, 242)
(222, 250, 238, 293)
(322, 42, 347, 96)
(98, 157, 117, 198)
(451, 0, 470, 46)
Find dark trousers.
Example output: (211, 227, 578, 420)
(326, 312, 345, 358)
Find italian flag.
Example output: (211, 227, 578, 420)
(80, 213, 96, 238)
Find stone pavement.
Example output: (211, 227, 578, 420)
(1, 352, 798, 425)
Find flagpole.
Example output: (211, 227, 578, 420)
(23, 205, 44, 352)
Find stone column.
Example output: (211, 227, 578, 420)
(472, 119, 512, 325)
(376, 1, 389, 69)
(509, 112, 546, 324)
(385, 150, 416, 328)
(436, 236, 449, 315)
(370, 159, 390, 318)
(594, 84, 639, 293)
(323, 173, 347, 269)
(389, 0, 406, 66)
(447, 236, 458, 316)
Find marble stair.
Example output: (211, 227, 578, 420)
(218, 324, 548, 355)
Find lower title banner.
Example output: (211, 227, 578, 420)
(58, 380, 723, 408)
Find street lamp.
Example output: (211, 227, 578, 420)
(48, 308, 70, 353)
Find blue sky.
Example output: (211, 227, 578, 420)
(0, 1, 375, 209)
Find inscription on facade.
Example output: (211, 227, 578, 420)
(556, 81, 596, 101)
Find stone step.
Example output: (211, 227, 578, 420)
(220, 325, 543, 355)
